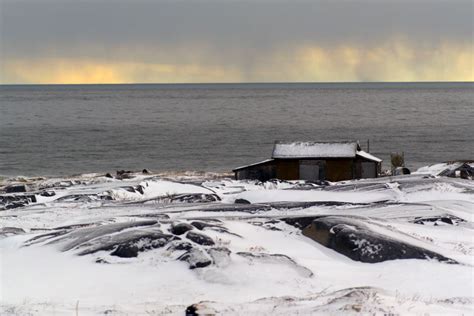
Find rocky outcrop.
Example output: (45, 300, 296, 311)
(0, 194, 37, 210)
(170, 223, 194, 235)
(178, 248, 212, 269)
(186, 231, 215, 246)
(301, 216, 457, 264)
(5, 184, 27, 193)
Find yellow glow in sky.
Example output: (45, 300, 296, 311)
(1, 41, 472, 84)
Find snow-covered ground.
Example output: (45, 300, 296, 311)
(1, 165, 473, 315)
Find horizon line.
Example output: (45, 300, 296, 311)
(1, 81, 473, 86)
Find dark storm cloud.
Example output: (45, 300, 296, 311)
(1, 0, 472, 60)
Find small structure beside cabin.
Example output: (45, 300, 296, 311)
(233, 141, 382, 182)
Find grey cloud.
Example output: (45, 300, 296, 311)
(1, 0, 472, 61)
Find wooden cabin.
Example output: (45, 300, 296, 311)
(233, 141, 382, 182)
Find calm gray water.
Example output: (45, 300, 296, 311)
(1, 82, 473, 177)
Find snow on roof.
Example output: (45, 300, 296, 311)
(272, 142, 358, 159)
(356, 150, 383, 163)
(233, 159, 275, 171)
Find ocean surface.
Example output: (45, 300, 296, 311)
(1, 82, 473, 177)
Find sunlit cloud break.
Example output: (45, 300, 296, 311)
(2, 40, 472, 84)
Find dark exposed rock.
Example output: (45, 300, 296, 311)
(135, 185, 145, 195)
(189, 204, 271, 214)
(412, 215, 465, 226)
(439, 163, 474, 180)
(134, 193, 220, 204)
(123, 186, 135, 193)
(185, 304, 199, 316)
(190, 221, 220, 230)
(307, 180, 330, 186)
(282, 216, 326, 229)
(116, 170, 133, 180)
(302, 216, 457, 264)
(0, 227, 25, 237)
(123, 213, 170, 220)
(43, 220, 158, 251)
(170, 223, 194, 235)
(178, 248, 212, 269)
(142, 169, 150, 174)
(264, 225, 282, 231)
(39, 191, 55, 197)
(185, 303, 216, 316)
(77, 229, 175, 256)
(122, 185, 145, 195)
(24, 229, 70, 246)
(54, 222, 100, 230)
(111, 244, 139, 258)
(0, 194, 37, 210)
(5, 184, 27, 193)
(105, 173, 114, 178)
(189, 220, 241, 237)
(55, 194, 95, 202)
(168, 193, 220, 203)
(269, 201, 362, 209)
(235, 198, 251, 204)
(167, 241, 193, 251)
(393, 167, 411, 176)
(186, 231, 215, 246)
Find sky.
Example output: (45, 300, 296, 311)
(0, 0, 472, 84)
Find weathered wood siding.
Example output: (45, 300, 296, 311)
(235, 162, 276, 181)
(275, 159, 299, 180)
(354, 157, 380, 179)
(325, 159, 354, 181)
(235, 157, 380, 182)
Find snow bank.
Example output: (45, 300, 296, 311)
(1, 168, 473, 315)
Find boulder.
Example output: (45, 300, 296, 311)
(0, 227, 25, 237)
(178, 248, 212, 269)
(170, 223, 194, 235)
(39, 191, 55, 197)
(412, 215, 465, 226)
(235, 198, 251, 204)
(302, 216, 457, 264)
(186, 231, 215, 246)
(167, 241, 193, 251)
(77, 229, 174, 256)
(111, 244, 139, 258)
(190, 221, 220, 230)
(116, 170, 133, 180)
(0, 194, 37, 210)
(5, 184, 27, 193)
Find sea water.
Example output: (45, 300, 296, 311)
(1, 82, 473, 176)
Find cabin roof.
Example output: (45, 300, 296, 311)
(232, 159, 275, 171)
(356, 150, 383, 162)
(272, 141, 358, 159)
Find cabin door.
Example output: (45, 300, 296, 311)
(299, 160, 321, 181)
(361, 162, 376, 178)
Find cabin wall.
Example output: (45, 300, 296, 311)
(325, 159, 354, 181)
(235, 163, 276, 181)
(275, 158, 354, 181)
(275, 160, 299, 180)
(354, 158, 379, 179)
(235, 157, 380, 182)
